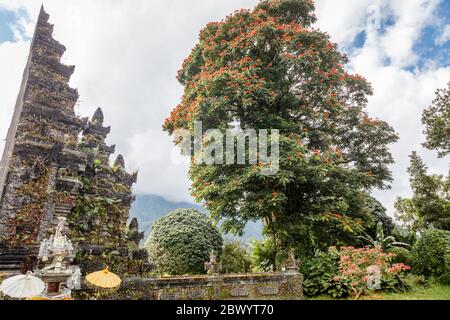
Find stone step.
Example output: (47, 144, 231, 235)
(54, 209, 73, 215)
(0, 255, 28, 261)
(0, 263, 22, 270)
(54, 203, 73, 210)
(52, 219, 69, 224)
(53, 213, 70, 218)
(53, 213, 71, 218)
(0, 249, 29, 255)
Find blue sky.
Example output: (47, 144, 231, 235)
(0, 8, 28, 43)
(412, 0, 450, 69)
(0, 9, 16, 42)
(0, 0, 449, 220)
(348, 1, 450, 70)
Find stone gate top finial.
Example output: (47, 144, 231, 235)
(38, 3, 49, 23)
(114, 154, 125, 169)
(92, 107, 104, 125)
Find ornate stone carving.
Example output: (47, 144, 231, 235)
(284, 248, 299, 273)
(36, 216, 80, 299)
(204, 250, 221, 275)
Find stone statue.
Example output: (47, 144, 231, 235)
(204, 250, 222, 275)
(38, 217, 75, 274)
(284, 248, 299, 272)
(66, 266, 82, 290)
(35, 217, 79, 299)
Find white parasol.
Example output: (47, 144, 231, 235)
(0, 271, 45, 299)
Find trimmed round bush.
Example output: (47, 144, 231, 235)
(145, 208, 223, 275)
(412, 229, 450, 280)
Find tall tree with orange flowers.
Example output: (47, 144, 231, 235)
(163, 0, 398, 256)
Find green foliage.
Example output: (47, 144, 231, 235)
(163, 0, 398, 255)
(387, 247, 414, 266)
(365, 197, 395, 237)
(302, 246, 412, 299)
(309, 277, 450, 300)
(395, 152, 450, 231)
(250, 238, 279, 272)
(422, 82, 450, 158)
(8, 160, 50, 246)
(412, 229, 450, 282)
(359, 222, 411, 251)
(300, 250, 348, 298)
(437, 273, 450, 286)
(333, 246, 411, 299)
(381, 275, 411, 294)
(145, 208, 223, 275)
(392, 226, 418, 247)
(127, 218, 144, 245)
(75, 249, 145, 276)
(220, 240, 253, 274)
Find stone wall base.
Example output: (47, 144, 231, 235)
(77, 271, 303, 300)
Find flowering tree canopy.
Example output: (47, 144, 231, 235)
(163, 0, 398, 254)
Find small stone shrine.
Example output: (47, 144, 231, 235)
(36, 217, 80, 299)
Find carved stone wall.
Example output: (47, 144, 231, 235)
(75, 272, 304, 300)
(0, 6, 138, 274)
(70, 109, 137, 248)
(0, 7, 86, 248)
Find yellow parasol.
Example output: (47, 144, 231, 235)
(85, 268, 121, 292)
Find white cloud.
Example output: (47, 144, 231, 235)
(0, 0, 449, 216)
(317, 0, 449, 217)
(436, 24, 450, 45)
(380, 0, 440, 68)
(0, 40, 30, 159)
(314, 0, 374, 45)
(0, 0, 260, 203)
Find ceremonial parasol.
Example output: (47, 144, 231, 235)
(0, 272, 45, 299)
(85, 268, 121, 292)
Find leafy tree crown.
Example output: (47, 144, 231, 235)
(163, 0, 398, 254)
(422, 82, 450, 158)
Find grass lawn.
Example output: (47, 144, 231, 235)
(309, 284, 450, 300)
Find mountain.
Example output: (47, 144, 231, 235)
(130, 194, 263, 242)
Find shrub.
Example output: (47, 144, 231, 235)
(437, 273, 450, 286)
(299, 246, 413, 298)
(392, 227, 417, 247)
(300, 250, 347, 298)
(359, 222, 411, 251)
(387, 247, 414, 266)
(412, 229, 450, 282)
(331, 246, 411, 299)
(220, 241, 253, 274)
(250, 238, 280, 272)
(145, 208, 223, 275)
(406, 274, 430, 288)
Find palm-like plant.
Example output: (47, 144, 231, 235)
(359, 222, 411, 251)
